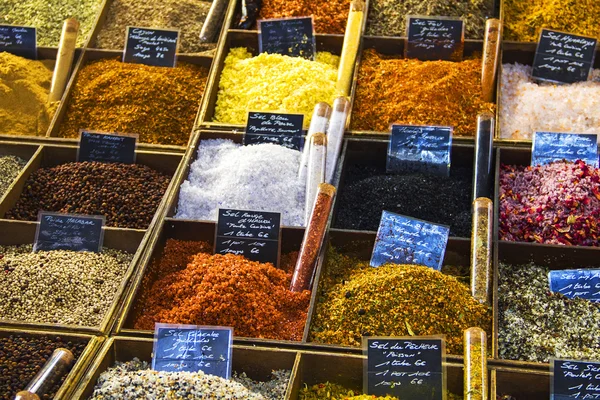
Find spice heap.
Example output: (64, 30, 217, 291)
(0, 244, 132, 326)
(0, 335, 87, 399)
(214, 48, 338, 126)
(499, 64, 600, 140)
(0, 0, 102, 46)
(89, 358, 290, 400)
(257, 0, 350, 34)
(0, 52, 57, 137)
(57, 58, 209, 146)
(6, 161, 170, 229)
(503, 0, 600, 42)
(0, 155, 26, 197)
(499, 262, 600, 362)
(499, 161, 600, 246)
(366, 0, 493, 39)
(309, 248, 491, 353)
(335, 164, 472, 237)
(96, 0, 214, 53)
(132, 239, 310, 341)
(351, 50, 494, 135)
(176, 139, 305, 226)
(300, 383, 468, 400)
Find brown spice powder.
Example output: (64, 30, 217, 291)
(257, 0, 350, 34)
(350, 49, 495, 136)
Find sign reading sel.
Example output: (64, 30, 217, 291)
(549, 269, 600, 302)
(406, 16, 464, 61)
(34, 212, 105, 252)
(531, 131, 598, 167)
(244, 112, 305, 150)
(152, 323, 233, 378)
(78, 130, 137, 164)
(0, 25, 36, 59)
(258, 17, 316, 60)
(551, 359, 600, 400)
(124, 26, 178, 67)
(215, 209, 281, 266)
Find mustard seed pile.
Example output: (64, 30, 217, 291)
(0, 155, 26, 197)
(0, 244, 132, 326)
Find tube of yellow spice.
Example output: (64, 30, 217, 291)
(471, 197, 493, 305)
(335, 0, 365, 97)
(49, 18, 79, 103)
(481, 19, 501, 103)
(464, 327, 488, 400)
(291, 183, 336, 292)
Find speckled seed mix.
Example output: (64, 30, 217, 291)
(176, 139, 305, 227)
(499, 64, 600, 140)
(6, 161, 170, 229)
(309, 248, 491, 354)
(0, 244, 132, 326)
(499, 262, 600, 363)
(213, 48, 339, 126)
(0, 155, 26, 197)
(499, 161, 600, 246)
(300, 383, 470, 400)
(132, 239, 310, 341)
(334, 164, 472, 237)
(0, 335, 87, 400)
(351, 49, 495, 136)
(89, 358, 290, 400)
(57, 58, 209, 146)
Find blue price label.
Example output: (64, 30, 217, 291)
(532, 132, 598, 167)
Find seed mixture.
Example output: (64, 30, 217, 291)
(6, 161, 170, 229)
(499, 161, 600, 246)
(351, 50, 494, 136)
(0, 52, 57, 137)
(176, 139, 305, 227)
(366, 0, 493, 39)
(499, 63, 600, 140)
(299, 383, 470, 400)
(213, 48, 338, 126)
(499, 262, 600, 362)
(57, 58, 209, 146)
(0, 335, 87, 400)
(95, 0, 215, 53)
(309, 248, 491, 354)
(0, 155, 26, 197)
(0, 0, 103, 46)
(89, 358, 290, 400)
(132, 239, 310, 341)
(257, 0, 350, 34)
(0, 244, 132, 326)
(334, 164, 472, 237)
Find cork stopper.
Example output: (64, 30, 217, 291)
(14, 392, 40, 400)
(333, 96, 351, 113)
(350, 0, 366, 12)
(55, 348, 75, 365)
(318, 183, 336, 197)
(473, 197, 492, 209)
(311, 132, 327, 146)
(314, 102, 332, 119)
(477, 111, 494, 123)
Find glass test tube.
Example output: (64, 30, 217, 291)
(49, 19, 79, 102)
(15, 348, 75, 400)
(305, 133, 327, 225)
(299, 102, 331, 181)
(473, 112, 494, 200)
(200, 0, 230, 43)
(291, 183, 336, 292)
(481, 19, 501, 103)
(336, 0, 365, 96)
(326, 96, 351, 184)
(464, 327, 488, 400)
(471, 197, 493, 304)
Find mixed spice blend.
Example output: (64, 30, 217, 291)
(0, 155, 27, 197)
(257, 0, 350, 34)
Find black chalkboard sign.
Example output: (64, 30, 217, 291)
(152, 323, 233, 377)
(34, 212, 105, 252)
(532, 132, 598, 167)
(244, 112, 305, 150)
(78, 130, 137, 164)
(552, 359, 600, 400)
(387, 125, 452, 176)
(549, 269, 600, 303)
(532, 29, 597, 84)
(365, 337, 445, 399)
(0, 25, 37, 59)
(258, 17, 316, 60)
(215, 209, 281, 266)
(123, 26, 179, 67)
(370, 211, 449, 270)
(406, 16, 464, 61)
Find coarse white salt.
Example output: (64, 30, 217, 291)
(175, 139, 306, 226)
(499, 63, 600, 140)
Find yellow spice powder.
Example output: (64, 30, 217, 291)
(0, 52, 57, 137)
(214, 48, 339, 126)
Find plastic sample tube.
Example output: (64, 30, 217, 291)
(49, 19, 79, 103)
(298, 102, 331, 181)
(325, 96, 350, 184)
(464, 327, 488, 400)
(336, 0, 365, 96)
(15, 348, 75, 400)
(473, 112, 495, 200)
(291, 183, 336, 292)
(471, 198, 493, 304)
(305, 133, 327, 224)
(481, 19, 501, 103)
(199, 0, 229, 43)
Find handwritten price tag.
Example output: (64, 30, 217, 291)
(123, 26, 179, 67)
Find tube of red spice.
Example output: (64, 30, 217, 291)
(291, 183, 336, 292)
